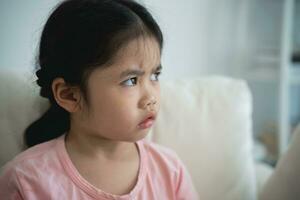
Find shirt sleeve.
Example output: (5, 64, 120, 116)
(175, 156, 199, 200)
(0, 164, 25, 200)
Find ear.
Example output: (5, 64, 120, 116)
(51, 78, 82, 113)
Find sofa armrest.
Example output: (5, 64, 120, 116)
(259, 126, 300, 200)
(255, 162, 273, 196)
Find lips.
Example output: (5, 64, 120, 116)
(138, 113, 156, 129)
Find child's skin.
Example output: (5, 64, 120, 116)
(51, 36, 162, 195)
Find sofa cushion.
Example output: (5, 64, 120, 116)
(151, 77, 257, 200)
(0, 68, 49, 167)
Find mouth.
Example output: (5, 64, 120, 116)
(138, 113, 156, 129)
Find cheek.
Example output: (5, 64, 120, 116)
(157, 85, 161, 100)
(155, 85, 161, 108)
(90, 91, 139, 126)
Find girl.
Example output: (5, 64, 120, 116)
(0, 0, 198, 199)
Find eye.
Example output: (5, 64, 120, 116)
(122, 77, 137, 86)
(150, 71, 161, 81)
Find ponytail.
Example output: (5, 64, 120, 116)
(24, 103, 69, 147)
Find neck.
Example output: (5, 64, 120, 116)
(65, 128, 138, 162)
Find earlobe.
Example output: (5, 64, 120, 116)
(51, 78, 81, 113)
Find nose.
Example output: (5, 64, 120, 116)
(139, 84, 158, 110)
(140, 95, 157, 111)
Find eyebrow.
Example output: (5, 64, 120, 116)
(119, 64, 162, 79)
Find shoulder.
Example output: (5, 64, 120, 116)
(139, 139, 183, 172)
(4, 137, 58, 169)
(139, 140, 199, 199)
(141, 139, 178, 156)
(0, 137, 61, 186)
(0, 136, 69, 197)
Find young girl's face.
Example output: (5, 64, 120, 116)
(75, 37, 161, 142)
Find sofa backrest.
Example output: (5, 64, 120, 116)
(151, 77, 256, 200)
(0, 68, 49, 167)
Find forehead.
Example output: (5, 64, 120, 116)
(113, 36, 161, 69)
(100, 37, 161, 74)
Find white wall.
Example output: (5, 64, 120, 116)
(141, 0, 208, 80)
(0, 0, 60, 71)
(142, 0, 243, 80)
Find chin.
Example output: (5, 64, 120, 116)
(127, 130, 150, 142)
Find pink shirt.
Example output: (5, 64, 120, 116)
(0, 135, 198, 200)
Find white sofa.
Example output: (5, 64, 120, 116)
(0, 68, 273, 200)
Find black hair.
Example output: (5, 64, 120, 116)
(24, 0, 163, 147)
